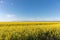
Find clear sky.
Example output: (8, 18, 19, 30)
(0, 0, 60, 21)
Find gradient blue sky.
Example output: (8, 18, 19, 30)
(0, 0, 60, 21)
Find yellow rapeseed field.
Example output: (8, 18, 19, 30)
(0, 22, 60, 40)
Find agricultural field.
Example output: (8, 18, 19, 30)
(0, 22, 60, 40)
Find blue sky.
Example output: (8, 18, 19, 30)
(0, 0, 60, 21)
